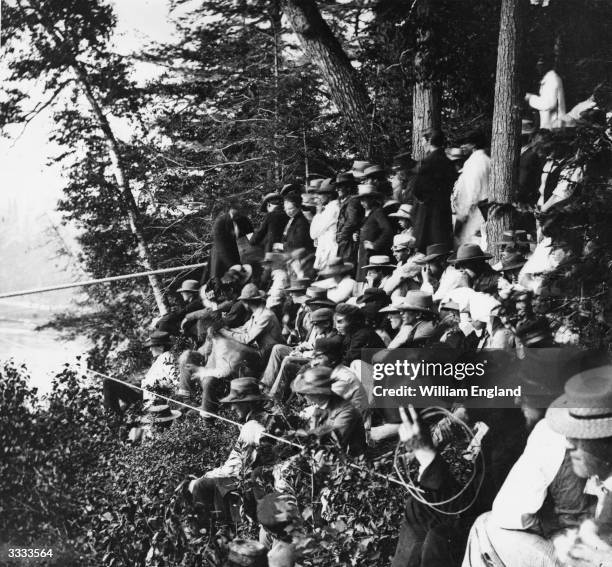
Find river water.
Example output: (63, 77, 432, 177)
(0, 301, 89, 395)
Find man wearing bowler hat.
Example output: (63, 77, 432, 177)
(250, 192, 288, 253)
(448, 244, 499, 296)
(416, 243, 468, 303)
(335, 172, 364, 266)
(188, 377, 273, 521)
(292, 366, 366, 456)
(310, 178, 340, 272)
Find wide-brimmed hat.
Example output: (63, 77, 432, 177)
(313, 178, 337, 194)
(392, 233, 416, 251)
(306, 178, 324, 193)
(397, 291, 434, 313)
(392, 151, 417, 171)
(144, 330, 172, 348)
(238, 283, 267, 301)
(286, 277, 312, 292)
(280, 182, 301, 196)
(388, 204, 414, 219)
(260, 192, 283, 211)
(301, 193, 318, 209)
(448, 244, 492, 264)
(335, 172, 356, 186)
(414, 243, 452, 264)
(356, 287, 390, 305)
(363, 255, 395, 270)
(222, 264, 253, 285)
(219, 377, 269, 404)
(357, 183, 383, 199)
(363, 164, 386, 178)
(446, 147, 467, 161)
(318, 258, 354, 278)
(546, 366, 612, 439)
(143, 404, 182, 424)
(292, 366, 335, 395)
(313, 335, 344, 357)
(305, 297, 336, 309)
(310, 307, 335, 324)
(380, 303, 402, 314)
(352, 160, 372, 179)
(177, 279, 200, 293)
(495, 251, 528, 272)
(257, 492, 299, 529)
(305, 286, 327, 300)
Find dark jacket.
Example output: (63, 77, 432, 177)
(209, 212, 241, 279)
(412, 148, 456, 252)
(517, 147, 544, 207)
(342, 327, 385, 366)
(357, 207, 394, 281)
(312, 396, 366, 457)
(283, 211, 314, 252)
(251, 209, 289, 253)
(336, 196, 364, 264)
(471, 265, 500, 296)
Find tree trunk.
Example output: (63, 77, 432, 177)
(411, 0, 441, 161)
(487, 0, 522, 260)
(24, 0, 168, 314)
(74, 66, 169, 314)
(283, 0, 372, 157)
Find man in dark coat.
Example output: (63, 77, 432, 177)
(335, 172, 363, 266)
(412, 129, 456, 252)
(356, 184, 394, 281)
(250, 192, 288, 253)
(334, 303, 385, 365)
(209, 201, 243, 279)
(282, 192, 314, 253)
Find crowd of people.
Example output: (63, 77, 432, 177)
(100, 68, 612, 567)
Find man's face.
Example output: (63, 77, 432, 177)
(440, 308, 459, 322)
(312, 352, 333, 367)
(516, 300, 531, 318)
(458, 263, 477, 279)
(393, 248, 410, 263)
(567, 437, 612, 479)
(284, 201, 299, 218)
(427, 259, 444, 278)
(366, 269, 382, 283)
(401, 310, 418, 326)
(231, 403, 250, 421)
(388, 314, 402, 330)
(313, 320, 332, 334)
(315, 193, 331, 207)
(181, 291, 197, 303)
(334, 314, 350, 335)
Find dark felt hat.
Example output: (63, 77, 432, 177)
(310, 307, 335, 323)
(260, 192, 283, 211)
(177, 279, 200, 293)
(313, 335, 344, 357)
(219, 377, 269, 404)
(257, 492, 299, 529)
(280, 183, 301, 196)
(516, 318, 552, 346)
(292, 366, 335, 395)
(314, 178, 337, 194)
(143, 404, 181, 423)
(286, 277, 312, 292)
(336, 172, 356, 186)
(447, 244, 493, 265)
(414, 243, 452, 264)
(144, 330, 172, 348)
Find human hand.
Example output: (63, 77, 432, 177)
(398, 405, 435, 455)
(364, 240, 375, 250)
(352, 232, 359, 242)
(421, 265, 430, 283)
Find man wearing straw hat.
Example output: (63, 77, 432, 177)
(188, 377, 273, 522)
(462, 366, 612, 567)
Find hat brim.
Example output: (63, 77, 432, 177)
(414, 252, 450, 264)
(363, 263, 395, 270)
(292, 378, 334, 395)
(546, 403, 612, 439)
(177, 286, 199, 293)
(239, 293, 267, 301)
(143, 409, 182, 423)
(219, 393, 270, 404)
(358, 191, 383, 200)
(380, 305, 401, 313)
(495, 261, 527, 272)
(388, 212, 412, 219)
(397, 304, 433, 313)
(305, 299, 336, 308)
(448, 254, 493, 264)
(318, 266, 353, 277)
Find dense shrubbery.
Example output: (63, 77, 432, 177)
(0, 362, 407, 566)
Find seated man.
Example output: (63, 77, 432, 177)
(188, 378, 273, 521)
(103, 330, 179, 413)
(389, 291, 436, 348)
(416, 243, 468, 302)
(383, 234, 424, 300)
(334, 303, 385, 366)
(217, 283, 285, 364)
(260, 307, 336, 400)
(310, 335, 368, 415)
(291, 366, 366, 457)
(155, 279, 203, 336)
(462, 367, 612, 567)
(317, 258, 356, 304)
